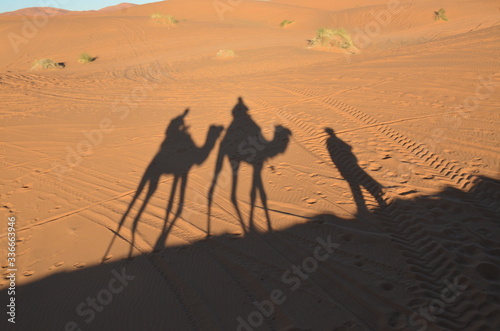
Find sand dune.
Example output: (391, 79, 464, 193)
(0, 0, 499, 330)
(0, 7, 71, 16)
(0, 3, 137, 17)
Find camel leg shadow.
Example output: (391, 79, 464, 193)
(153, 173, 187, 252)
(102, 171, 159, 262)
(207, 151, 247, 237)
(249, 162, 272, 232)
(127, 178, 158, 259)
(229, 160, 246, 230)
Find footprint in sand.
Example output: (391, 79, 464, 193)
(303, 198, 317, 205)
(2, 203, 14, 210)
(354, 259, 364, 267)
(49, 261, 64, 271)
(469, 159, 483, 167)
(476, 262, 500, 281)
(395, 187, 418, 196)
(74, 263, 86, 269)
(359, 161, 369, 168)
(341, 233, 353, 242)
(23, 271, 34, 277)
(368, 163, 382, 171)
(378, 281, 395, 291)
(314, 191, 327, 199)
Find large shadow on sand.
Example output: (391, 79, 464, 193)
(207, 97, 292, 236)
(5, 176, 499, 331)
(103, 109, 223, 259)
(6, 102, 499, 330)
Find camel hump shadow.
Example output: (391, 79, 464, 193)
(324, 127, 386, 214)
(207, 97, 292, 236)
(104, 109, 223, 260)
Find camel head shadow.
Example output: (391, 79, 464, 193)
(104, 109, 224, 260)
(207, 97, 292, 236)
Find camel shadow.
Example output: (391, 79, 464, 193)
(325, 127, 386, 214)
(104, 109, 223, 260)
(207, 97, 292, 236)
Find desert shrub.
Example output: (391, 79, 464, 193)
(151, 12, 177, 25)
(310, 28, 353, 49)
(151, 12, 163, 20)
(32, 59, 64, 70)
(163, 15, 177, 25)
(78, 53, 95, 64)
(434, 8, 448, 21)
(280, 20, 294, 28)
(216, 50, 236, 58)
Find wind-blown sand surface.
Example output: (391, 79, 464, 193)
(0, 0, 499, 330)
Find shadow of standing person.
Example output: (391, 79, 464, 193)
(325, 127, 386, 215)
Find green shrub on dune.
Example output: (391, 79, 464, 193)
(151, 12, 178, 25)
(78, 53, 96, 64)
(216, 49, 237, 58)
(309, 28, 353, 49)
(280, 20, 294, 28)
(32, 59, 64, 70)
(434, 8, 448, 21)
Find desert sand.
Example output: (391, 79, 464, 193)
(0, 0, 499, 330)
